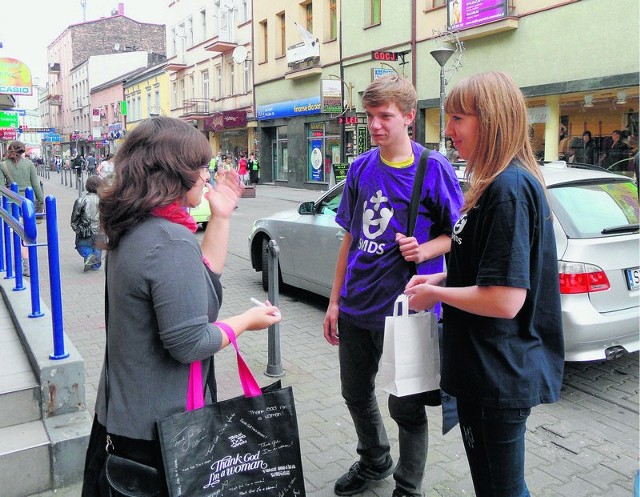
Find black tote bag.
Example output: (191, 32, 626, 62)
(157, 324, 306, 497)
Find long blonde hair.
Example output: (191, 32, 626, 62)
(445, 72, 545, 212)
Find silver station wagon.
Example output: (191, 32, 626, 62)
(249, 162, 639, 362)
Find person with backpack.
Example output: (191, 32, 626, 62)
(70, 175, 103, 271)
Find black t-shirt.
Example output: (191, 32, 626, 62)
(442, 164, 564, 408)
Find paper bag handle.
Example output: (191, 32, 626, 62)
(393, 293, 432, 318)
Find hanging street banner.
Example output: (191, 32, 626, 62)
(0, 110, 19, 128)
(0, 58, 33, 95)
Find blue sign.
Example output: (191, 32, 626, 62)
(257, 96, 322, 120)
(44, 133, 61, 142)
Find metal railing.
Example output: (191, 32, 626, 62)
(0, 183, 67, 360)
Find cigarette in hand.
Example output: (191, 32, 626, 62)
(250, 297, 281, 317)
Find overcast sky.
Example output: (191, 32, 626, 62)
(0, 1, 167, 108)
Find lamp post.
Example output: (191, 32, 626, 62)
(430, 47, 455, 155)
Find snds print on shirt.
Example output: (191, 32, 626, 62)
(358, 189, 395, 255)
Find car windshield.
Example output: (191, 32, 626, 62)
(549, 180, 639, 238)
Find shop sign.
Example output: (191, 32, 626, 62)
(0, 111, 19, 128)
(527, 106, 549, 124)
(447, 0, 507, 31)
(257, 96, 322, 120)
(332, 163, 350, 183)
(204, 110, 247, 131)
(321, 80, 343, 114)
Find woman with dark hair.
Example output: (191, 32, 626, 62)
(81, 117, 281, 496)
(0, 140, 45, 275)
(70, 175, 104, 271)
(405, 72, 564, 497)
(576, 130, 596, 165)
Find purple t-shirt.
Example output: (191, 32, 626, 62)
(336, 143, 464, 330)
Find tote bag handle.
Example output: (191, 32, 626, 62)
(186, 322, 262, 411)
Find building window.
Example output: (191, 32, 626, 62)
(171, 28, 176, 56)
(305, 1, 314, 33)
(189, 74, 195, 98)
(172, 81, 177, 108)
(200, 9, 207, 42)
(243, 60, 250, 94)
(202, 70, 210, 100)
(307, 121, 340, 183)
(212, 1, 220, 35)
(187, 17, 194, 46)
(259, 20, 268, 63)
(240, 0, 249, 22)
(216, 65, 223, 99)
(328, 0, 337, 40)
(367, 0, 381, 26)
(277, 12, 286, 58)
(154, 85, 160, 115)
(229, 62, 235, 96)
(427, 0, 446, 8)
(146, 90, 152, 117)
(180, 78, 185, 107)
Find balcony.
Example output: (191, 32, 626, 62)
(165, 58, 187, 72)
(180, 98, 210, 118)
(48, 94, 62, 106)
(204, 38, 237, 53)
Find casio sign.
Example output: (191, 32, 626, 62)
(371, 51, 397, 61)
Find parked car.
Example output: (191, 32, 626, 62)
(188, 188, 211, 230)
(248, 162, 639, 361)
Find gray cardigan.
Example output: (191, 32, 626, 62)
(96, 216, 224, 440)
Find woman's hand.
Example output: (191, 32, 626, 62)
(404, 272, 447, 311)
(205, 170, 243, 219)
(241, 305, 282, 331)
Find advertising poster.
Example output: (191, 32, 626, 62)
(309, 140, 323, 181)
(448, 0, 507, 31)
(0, 58, 33, 95)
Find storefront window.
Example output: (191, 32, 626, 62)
(307, 122, 340, 183)
(273, 126, 288, 181)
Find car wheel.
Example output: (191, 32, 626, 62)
(261, 238, 270, 291)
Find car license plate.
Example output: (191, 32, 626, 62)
(625, 267, 640, 291)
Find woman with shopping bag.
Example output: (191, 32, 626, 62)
(81, 117, 282, 497)
(405, 72, 564, 497)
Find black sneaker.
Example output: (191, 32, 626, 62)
(392, 489, 420, 497)
(334, 456, 394, 496)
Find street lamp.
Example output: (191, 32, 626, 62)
(430, 47, 455, 155)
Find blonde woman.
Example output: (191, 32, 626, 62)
(405, 72, 564, 497)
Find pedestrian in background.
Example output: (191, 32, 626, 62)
(81, 116, 281, 496)
(96, 153, 115, 184)
(70, 175, 103, 271)
(248, 152, 260, 185)
(323, 74, 463, 497)
(0, 140, 45, 276)
(86, 153, 97, 176)
(237, 153, 248, 185)
(405, 71, 564, 497)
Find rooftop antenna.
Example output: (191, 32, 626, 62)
(80, 0, 87, 21)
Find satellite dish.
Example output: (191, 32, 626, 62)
(232, 46, 248, 64)
(114, 43, 121, 51)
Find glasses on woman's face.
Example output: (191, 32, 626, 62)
(198, 164, 210, 181)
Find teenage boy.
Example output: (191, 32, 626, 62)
(323, 74, 463, 497)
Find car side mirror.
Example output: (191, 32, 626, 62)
(298, 201, 315, 215)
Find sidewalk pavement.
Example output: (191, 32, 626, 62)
(27, 174, 638, 496)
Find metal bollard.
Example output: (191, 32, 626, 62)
(265, 239, 284, 377)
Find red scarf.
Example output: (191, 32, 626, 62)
(151, 202, 198, 233)
(151, 202, 213, 269)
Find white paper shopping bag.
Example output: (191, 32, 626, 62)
(378, 294, 441, 397)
